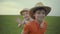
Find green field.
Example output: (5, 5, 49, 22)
(0, 15, 60, 34)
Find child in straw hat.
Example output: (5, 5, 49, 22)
(23, 2, 51, 34)
(17, 8, 33, 28)
(16, 8, 33, 34)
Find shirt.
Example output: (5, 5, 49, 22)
(23, 20, 47, 34)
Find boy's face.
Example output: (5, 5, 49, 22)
(34, 9, 45, 22)
(22, 11, 30, 19)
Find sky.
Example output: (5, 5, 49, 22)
(0, 0, 60, 16)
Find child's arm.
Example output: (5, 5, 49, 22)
(18, 21, 25, 28)
(18, 24, 22, 28)
(16, 17, 22, 24)
(16, 17, 23, 28)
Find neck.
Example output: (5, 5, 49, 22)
(35, 19, 43, 24)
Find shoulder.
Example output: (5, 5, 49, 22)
(28, 20, 35, 25)
(25, 20, 35, 26)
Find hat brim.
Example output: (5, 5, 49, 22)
(29, 6, 51, 19)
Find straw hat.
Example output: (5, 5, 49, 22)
(20, 8, 29, 15)
(29, 2, 51, 19)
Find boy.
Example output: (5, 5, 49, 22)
(16, 8, 33, 34)
(23, 2, 51, 34)
(17, 8, 33, 28)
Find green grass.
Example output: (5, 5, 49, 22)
(45, 16, 60, 34)
(0, 15, 60, 34)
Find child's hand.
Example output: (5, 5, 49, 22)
(16, 17, 22, 24)
(18, 24, 22, 28)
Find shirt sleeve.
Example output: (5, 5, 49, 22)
(23, 24, 31, 34)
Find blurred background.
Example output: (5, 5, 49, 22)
(0, 0, 60, 16)
(0, 0, 60, 34)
